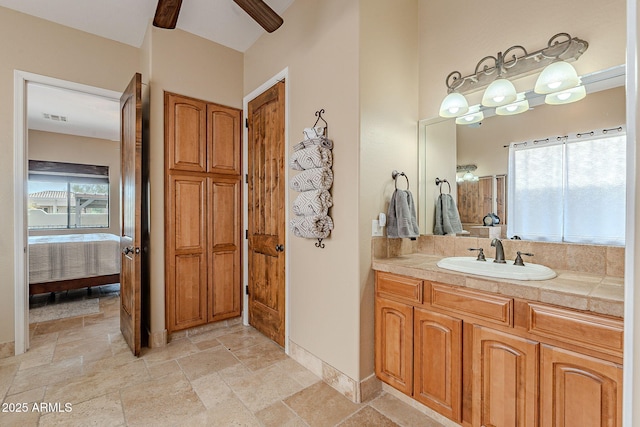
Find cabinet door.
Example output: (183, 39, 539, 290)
(166, 175, 208, 331)
(208, 177, 241, 321)
(207, 103, 242, 175)
(414, 308, 462, 422)
(541, 345, 622, 427)
(166, 93, 207, 172)
(472, 325, 539, 427)
(375, 297, 413, 395)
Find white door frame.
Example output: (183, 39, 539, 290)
(241, 68, 290, 354)
(13, 71, 121, 355)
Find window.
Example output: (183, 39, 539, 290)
(507, 128, 626, 246)
(28, 160, 110, 230)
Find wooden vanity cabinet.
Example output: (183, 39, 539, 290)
(374, 271, 624, 427)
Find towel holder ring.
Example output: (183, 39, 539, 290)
(435, 177, 451, 194)
(392, 170, 409, 190)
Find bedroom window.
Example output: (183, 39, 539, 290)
(28, 160, 110, 230)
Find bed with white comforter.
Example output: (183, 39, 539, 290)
(28, 233, 121, 294)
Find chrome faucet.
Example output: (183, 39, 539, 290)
(491, 238, 506, 263)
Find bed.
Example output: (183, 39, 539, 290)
(28, 233, 121, 295)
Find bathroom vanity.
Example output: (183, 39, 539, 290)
(373, 249, 623, 427)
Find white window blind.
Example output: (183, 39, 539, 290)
(507, 128, 625, 246)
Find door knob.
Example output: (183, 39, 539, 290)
(275, 244, 284, 252)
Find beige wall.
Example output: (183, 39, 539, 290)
(419, 0, 626, 120)
(28, 130, 121, 237)
(144, 26, 244, 336)
(0, 7, 139, 344)
(359, 0, 419, 378)
(457, 86, 626, 177)
(245, 0, 362, 379)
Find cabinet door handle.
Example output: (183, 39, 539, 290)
(275, 244, 284, 252)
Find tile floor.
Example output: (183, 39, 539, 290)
(1, 292, 445, 426)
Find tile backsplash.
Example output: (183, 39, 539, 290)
(373, 235, 625, 278)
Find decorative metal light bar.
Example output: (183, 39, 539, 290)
(445, 33, 589, 95)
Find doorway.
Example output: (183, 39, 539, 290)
(14, 71, 122, 354)
(243, 70, 289, 350)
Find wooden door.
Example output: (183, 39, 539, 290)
(496, 175, 506, 224)
(478, 176, 493, 218)
(247, 81, 286, 346)
(375, 297, 413, 395)
(472, 325, 539, 427)
(540, 345, 622, 427)
(120, 73, 143, 356)
(413, 308, 462, 422)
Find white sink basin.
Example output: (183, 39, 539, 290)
(436, 257, 556, 281)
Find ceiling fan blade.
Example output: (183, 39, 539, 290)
(233, 0, 284, 33)
(153, 0, 183, 29)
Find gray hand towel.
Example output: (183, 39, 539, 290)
(434, 193, 463, 235)
(387, 189, 419, 239)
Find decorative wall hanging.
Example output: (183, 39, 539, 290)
(289, 109, 333, 248)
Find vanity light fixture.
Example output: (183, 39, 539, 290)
(457, 164, 479, 181)
(545, 84, 587, 105)
(455, 105, 483, 125)
(495, 93, 530, 115)
(438, 33, 588, 119)
(534, 60, 581, 94)
(439, 92, 469, 117)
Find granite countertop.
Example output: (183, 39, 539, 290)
(373, 253, 624, 318)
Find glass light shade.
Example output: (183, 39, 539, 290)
(439, 92, 469, 117)
(455, 105, 483, 125)
(534, 61, 581, 94)
(495, 93, 530, 116)
(481, 78, 517, 107)
(545, 85, 586, 105)
(462, 171, 475, 181)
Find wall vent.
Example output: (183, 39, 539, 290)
(42, 113, 68, 122)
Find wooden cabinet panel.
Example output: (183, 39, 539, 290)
(527, 303, 624, 357)
(541, 345, 622, 427)
(166, 175, 207, 332)
(166, 93, 207, 172)
(172, 254, 207, 329)
(210, 179, 240, 249)
(430, 282, 513, 326)
(414, 308, 462, 422)
(207, 104, 242, 175)
(209, 251, 241, 321)
(375, 297, 413, 395)
(472, 325, 539, 427)
(208, 178, 241, 321)
(376, 272, 423, 304)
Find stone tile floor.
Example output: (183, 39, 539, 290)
(1, 292, 445, 426)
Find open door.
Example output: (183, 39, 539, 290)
(247, 81, 286, 346)
(120, 73, 143, 356)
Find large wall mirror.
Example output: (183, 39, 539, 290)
(419, 65, 626, 245)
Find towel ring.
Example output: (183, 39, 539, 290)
(435, 177, 451, 194)
(392, 170, 409, 190)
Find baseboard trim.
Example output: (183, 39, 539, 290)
(0, 340, 15, 359)
(288, 340, 380, 403)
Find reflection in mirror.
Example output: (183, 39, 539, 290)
(422, 66, 625, 244)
